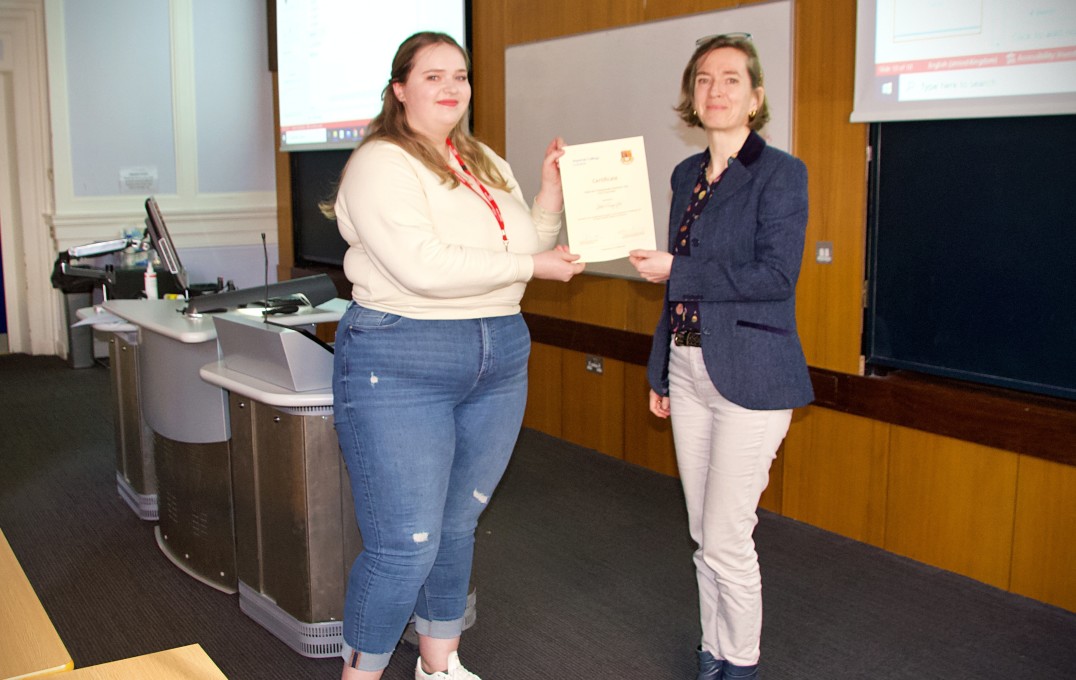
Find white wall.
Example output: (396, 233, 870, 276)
(46, 0, 278, 290)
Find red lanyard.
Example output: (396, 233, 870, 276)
(446, 138, 508, 251)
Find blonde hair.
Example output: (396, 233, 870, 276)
(320, 32, 509, 219)
(674, 34, 770, 132)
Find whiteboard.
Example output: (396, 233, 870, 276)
(506, 1, 793, 278)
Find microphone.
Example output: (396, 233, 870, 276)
(261, 232, 270, 322)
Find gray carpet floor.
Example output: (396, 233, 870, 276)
(1, 354, 1074, 679)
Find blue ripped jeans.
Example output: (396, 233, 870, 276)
(333, 303, 529, 672)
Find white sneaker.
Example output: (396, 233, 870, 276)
(415, 651, 482, 680)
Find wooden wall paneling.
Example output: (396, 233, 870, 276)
(564, 275, 632, 328)
(521, 278, 574, 318)
(471, 0, 507, 153)
(504, 0, 644, 45)
(523, 274, 635, 329)
(809, 368, 1076, 466)
(642, 0, 748, 23)
(885, 426, 1019, 590)
(523, 341, 564, 436)
(782, 405, 889, 547)
(519, 319, 1076, 469)
(625, 278, 665, 335)
(1009, 455, 1076, 612)
(314, 322, 337, 344)
(790, 0, 866, 376)
(560, 349, 626, 458)
(622, 363, 678, 476)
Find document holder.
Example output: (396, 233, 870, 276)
(213, 313, 333, 392)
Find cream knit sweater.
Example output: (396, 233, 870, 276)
(334, 139, 562, 319)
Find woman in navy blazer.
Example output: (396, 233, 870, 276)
(630, 34, 812, 680)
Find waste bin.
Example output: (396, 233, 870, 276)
(63, 291, 94, 368)
(51, 254, 98, 369)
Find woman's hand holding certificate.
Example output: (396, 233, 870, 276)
(559, 136, 657, 262)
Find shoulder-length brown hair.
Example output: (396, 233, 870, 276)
(320, 32, 508, 219)
(674, 34, 770, 132)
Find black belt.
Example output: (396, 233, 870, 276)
(672, 330, 702, 347)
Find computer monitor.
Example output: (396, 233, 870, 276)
(144, 197, 189, 292)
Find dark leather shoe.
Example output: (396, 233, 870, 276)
(697, 647, 724, 680)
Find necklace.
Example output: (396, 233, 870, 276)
(445, 139, 508, 251)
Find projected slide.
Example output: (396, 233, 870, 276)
(852, 0, 1076, 121)
(276, 0, 466, 151)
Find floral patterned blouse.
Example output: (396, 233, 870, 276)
(668, 148, 728, 334)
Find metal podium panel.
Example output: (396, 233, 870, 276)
(203, 360, 478, 658)
(154, 434, 237, 593)
(99, 300, 236, 593)
(108, 332, 158, 520)
(230, 395, 360, 623)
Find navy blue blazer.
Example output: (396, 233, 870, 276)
(646, 131, 814, 411)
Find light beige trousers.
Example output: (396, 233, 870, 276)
(668, 343, 792, 667)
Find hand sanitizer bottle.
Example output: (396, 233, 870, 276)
(144, 261, 158, 299)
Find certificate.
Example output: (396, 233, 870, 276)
(559, 136, 656, 262)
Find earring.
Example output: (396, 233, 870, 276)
(749, 108, 757, 119)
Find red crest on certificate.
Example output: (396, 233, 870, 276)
(559, 136, 656, 263)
